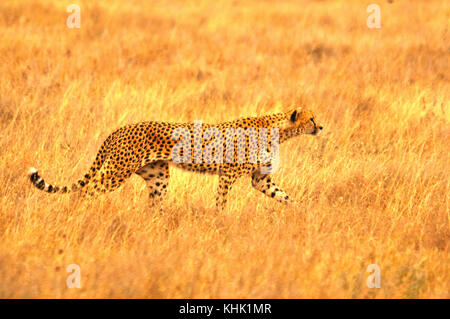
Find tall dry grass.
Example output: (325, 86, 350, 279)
(0, 0, 448, 298)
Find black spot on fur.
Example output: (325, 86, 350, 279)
(290, 110, 298, 122)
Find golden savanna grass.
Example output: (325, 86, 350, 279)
(0, 0, 448, 298)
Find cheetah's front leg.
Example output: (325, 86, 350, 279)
(216, 171, 239, 211)
(251, 172, 294, 205)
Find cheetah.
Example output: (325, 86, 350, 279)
(28, 109, 323, 210)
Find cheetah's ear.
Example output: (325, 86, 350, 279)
(290, 110, 299, 122)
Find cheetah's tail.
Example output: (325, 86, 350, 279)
(28, 167, 89, 194)
(27, 132, 115, 194)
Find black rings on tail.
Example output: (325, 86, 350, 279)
(28, 131, 115, 194)
(28, 167, 78, 193)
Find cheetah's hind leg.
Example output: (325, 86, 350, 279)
(135, 160, 170, 211)
(82, 157, 134, 196)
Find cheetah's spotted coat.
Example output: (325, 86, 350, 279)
(29, 109, 322, 210)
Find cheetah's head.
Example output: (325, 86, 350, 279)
(287, 109, 323, 135)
